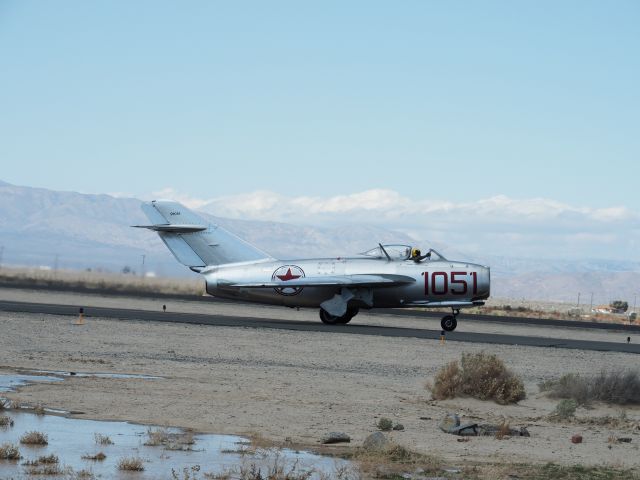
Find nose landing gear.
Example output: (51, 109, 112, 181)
(319, 307, 359, 325)
(441, 308, 460, 332)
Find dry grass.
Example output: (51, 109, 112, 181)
(144, 427, 195, 450)
(541, 369, 640, 406)
(237, 454, 315, 480)
(37, 453, 59, 464)
(19, 430, 48, 445)
(352, 443, 441, 479)
(82, 451, 106, 461)
(93, 432, 113, 445)
(118, 456, 145, 471)
(22, 454, 59, 466)
(466, 462, 640, 479)
(0, 414, 14, 428)
(430, 352, 526, 404)
(0, 266, 204, 297)
(24, 463, 67, 475)
(33, 404, 45, 416)
(76, 469, 96, 479)
(144, 427, 170, 446)
(430, 360, 461, 399)
(495, 421, 511, 440)
(0, 442, 21, 460)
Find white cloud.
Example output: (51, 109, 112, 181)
(148, 187, 214, 209)
(148, 187, 640, 261)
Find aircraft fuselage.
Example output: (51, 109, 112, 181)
(203, 256, 490, 309)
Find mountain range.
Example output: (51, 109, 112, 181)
(0, 180, 638, 305)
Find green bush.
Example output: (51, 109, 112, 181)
(376, 417, 393, 431)
(552, 399, 577, 419)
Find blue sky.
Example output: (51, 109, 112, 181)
(1, 1, 639, 261)
(1, 1, 638, 206)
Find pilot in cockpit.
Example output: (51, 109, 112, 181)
(411, 248, 430, 263)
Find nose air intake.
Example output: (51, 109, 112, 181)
(480, 266, 490, 299)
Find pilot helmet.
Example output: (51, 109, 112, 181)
(412, 248, 421, 257)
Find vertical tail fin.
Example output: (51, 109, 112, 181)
(134, 201, 272, 268)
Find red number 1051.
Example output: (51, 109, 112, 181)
(422, 271, 477, 295)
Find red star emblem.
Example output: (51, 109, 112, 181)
(276, 268, 301, 281)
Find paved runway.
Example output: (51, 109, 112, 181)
(1, 299, 638, 354)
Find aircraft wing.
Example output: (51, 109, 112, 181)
(223, 274, 415, 288)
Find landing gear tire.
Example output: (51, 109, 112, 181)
(336, 307, 359, 324)
(319, 307, 359, 325)
(441, 315, 457, 332)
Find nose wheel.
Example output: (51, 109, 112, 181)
(441, 308, 460, 332)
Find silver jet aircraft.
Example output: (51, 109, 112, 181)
(135, 201, 490, 331)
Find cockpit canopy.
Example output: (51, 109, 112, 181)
(362, 244, 412, 261)
(360, 244, 447, 262)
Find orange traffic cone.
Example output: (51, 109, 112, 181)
(74, 307, 85, 326)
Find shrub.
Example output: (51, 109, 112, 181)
(94, 433, 113, 445)
(591, 370, 640, 405)
(25, 464, 65, 475)
(431, 352, 525, 404)
(544, 373, 590, 404)
(552, 399, 577, 419)
(542, 369, 640, 406)
(376, 417, 393, 431)
(82, 451, 106, 461)
(118, 456, 145, 471)
(0, 415, 14, 428)
(431, 361, 462, 400)
(37, 454, 59, 464)
(20, 431, 48, 445)
(145, 427, 170, 446)
(0, 442, 21, 460)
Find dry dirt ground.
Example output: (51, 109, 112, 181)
(1, 288, 639, 473)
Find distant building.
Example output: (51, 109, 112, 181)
(592, 305, 626, 314)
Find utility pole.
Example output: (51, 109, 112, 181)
(53, 254, 59, 279)
(141, 254, 146, 278)
(590, 292, 594, 312)
(577, 292, 581, 308)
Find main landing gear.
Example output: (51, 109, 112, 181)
(319, 307, 359, 325)
(441, 308, 460, 332)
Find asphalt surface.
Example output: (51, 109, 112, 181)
(0, 299, 638, 354)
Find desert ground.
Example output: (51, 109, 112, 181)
(1, 287, 639, 478)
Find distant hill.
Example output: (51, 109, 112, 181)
(0, 181, 416, 276)
(0, 180, 637, 304)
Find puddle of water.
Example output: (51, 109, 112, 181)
(0, 411, 352, 479)
(32, 369, 162, 380)
(0, 374, 353, 478)
(0, 374, 63, 393)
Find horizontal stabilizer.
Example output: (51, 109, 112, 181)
(135, 200, 272, 267)
(222, 274, 415, 289)
(132, 224, 208, 233)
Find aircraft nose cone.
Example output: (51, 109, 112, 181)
(479, 266, 490, 299)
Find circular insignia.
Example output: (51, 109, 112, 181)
(272, 265, 305, 296)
